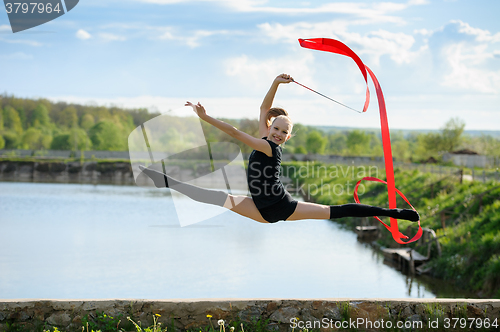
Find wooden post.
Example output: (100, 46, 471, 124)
(409, 249, 415, 275)
(428, 228, 442, 257)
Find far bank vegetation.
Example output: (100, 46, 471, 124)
(1, 94, 499, 165)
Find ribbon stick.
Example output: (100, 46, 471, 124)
(298, 38, 422, 244)
(293, 80, 362, 113)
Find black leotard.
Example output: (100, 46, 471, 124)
(247, 137, 298, 222)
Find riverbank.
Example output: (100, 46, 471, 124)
(0, 159, 135, 185)
(1, 299, 499, 332)
(283, 162, 500, 299)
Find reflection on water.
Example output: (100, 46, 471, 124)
(0, 182, 445, 299)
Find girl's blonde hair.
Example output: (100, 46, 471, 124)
(266, 107, 291, 128)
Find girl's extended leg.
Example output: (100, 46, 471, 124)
(287, 201, 419, 221)
(140, 165, 269, 223)
(139, 165, 228, 206)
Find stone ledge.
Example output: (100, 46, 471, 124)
(0, 299, 499, 332)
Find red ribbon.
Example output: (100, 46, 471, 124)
(298, 38, 422, 244)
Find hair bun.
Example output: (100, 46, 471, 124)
(266, 107, 289, 127)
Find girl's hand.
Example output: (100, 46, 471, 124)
(274, 73, 294, 84)
(185, 101, 207, 119)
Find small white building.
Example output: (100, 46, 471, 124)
(443, 149, 498, 168)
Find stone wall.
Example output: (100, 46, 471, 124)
(0, 160, 135, 185)
(0, 299, 499, 332)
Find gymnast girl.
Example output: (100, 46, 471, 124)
(139, 74, 419, 224)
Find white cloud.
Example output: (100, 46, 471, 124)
(0, 25, 11, 32)
(441, 43, 500, 93)
(98, 32, 127, 42)
(258, 21, 424, 65)
(453, 20, 500, 43)
(0, 37, 42, 46)
(78, 22, 234, 47)
(225, 53, 316, 91)
(76, 29, 92, 40)
(422, 21, 500, 93)
(135, 0, 426, 23)
(158, 28, 230, 47)
(0, 52, 33, 60)
(414, 28, 432, 37)
(257, 21, 347, 44)
(408, 0, 429, 4)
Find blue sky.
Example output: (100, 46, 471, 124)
(1, 0, 499, 130)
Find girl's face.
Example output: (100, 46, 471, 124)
(267, 117, 293, 145)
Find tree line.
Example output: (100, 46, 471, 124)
(0, 94, 159, 152)
(202, 116, 500, 163)
(1, 94, 499, 163)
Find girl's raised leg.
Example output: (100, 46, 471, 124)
(287, 201, 419, 221)
(287, 201, 330, 220)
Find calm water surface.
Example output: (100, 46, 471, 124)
(0, 182, 440, 299)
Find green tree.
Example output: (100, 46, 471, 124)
(31, 103, 51, 128)
(0, 107, 3, 131)
(295, 145, 307, 154)
(50, 134, 71, 150)
(346, 130, 370, 155)
(326, 132, 347, 155)
(95, 107, 111, 122)
(80, 113, 95, 131)
(392, 139, 410, 161)
(413, 132, 437, 161)
(68, 127, 92, 151)
(17, 107, 27, 130)
(2, 131, 21, 149)
(306, 130, 327, 154)
(128, 108, 160, 126)
(368, 133, 383, 156)
(3, 106, 23, 135)
(441, 117, 465, 152)
(286, 123, 308, 150)
(21, 127, 52, 150)
(0, 135, 5, 150)
(58, 106, 78, 128)
(89, 121, 126, 151)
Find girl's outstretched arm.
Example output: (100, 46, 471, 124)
(186, 101, 272, 157)
(259, 74, 293, 137)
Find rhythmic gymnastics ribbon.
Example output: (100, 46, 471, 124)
(297, 38, 422, 244)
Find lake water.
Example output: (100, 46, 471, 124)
(0, 182, 445, 299)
